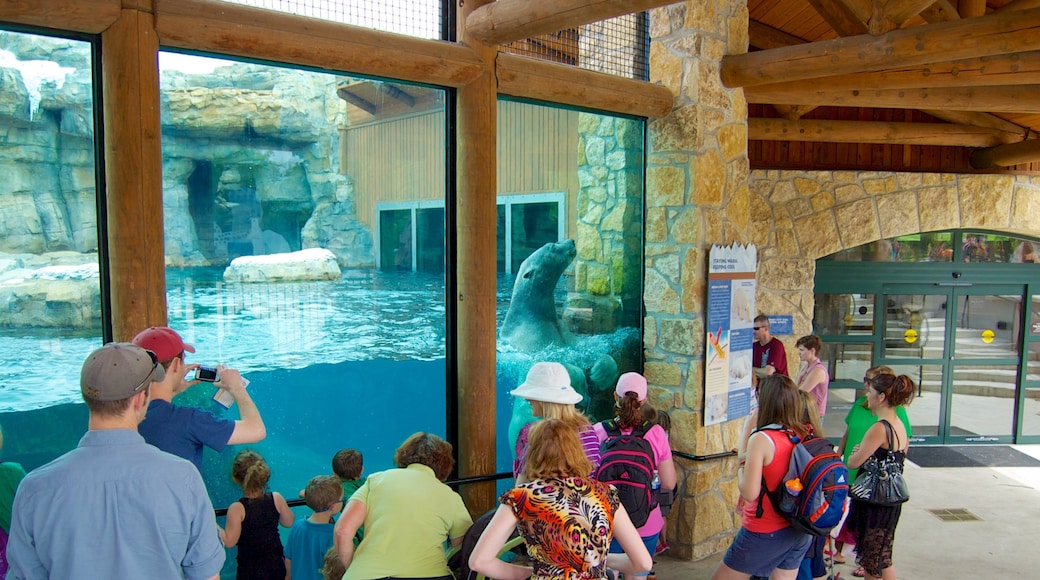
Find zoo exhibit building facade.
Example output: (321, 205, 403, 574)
(4, 0, 1040, 563)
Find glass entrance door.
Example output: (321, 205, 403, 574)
(879, 285, 1024, 444)
(879, 287, 948, 443)
(947, 287, 1022, 443)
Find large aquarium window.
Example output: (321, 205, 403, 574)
(495, 99, 645, 485)
(0, 31, 101, 471)
(158, 52, 448, 513)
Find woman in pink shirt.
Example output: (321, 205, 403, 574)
(795, 335, 829, 420)
(594, 372, 677, 560)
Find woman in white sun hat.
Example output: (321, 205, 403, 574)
(511, 361, 601, 485)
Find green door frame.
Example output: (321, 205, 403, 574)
(814, 229, 1040, 445)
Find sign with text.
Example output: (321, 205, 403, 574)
(704, 243, 757, 426)
(767, 315, 793, 335)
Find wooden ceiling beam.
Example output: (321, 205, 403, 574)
(807, 0, 869, 36)
(971, 138, 1040, 168)
(919, 1, 961, 22)
(749, 117, 1013, 147)
(744, 84, 1040, 114)
(773, 105, 819, 120)
(465, 0, 676, 46)
(749, 20, 807, 49)
(958, 0, 988, 18)
(1001, 1, 1040, 12)
(746, 51, 1040, 93)
(155, 0, 485, 88)
(0, 0, 120, 34)
(920, 109, 1030, 140)
(884, 0, 941, 27)
(721, 6, 1040, 88)
(496, 53, 673, 118)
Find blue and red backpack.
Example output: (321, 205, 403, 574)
(755, 424, 849, 537)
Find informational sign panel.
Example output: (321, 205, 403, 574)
(704, 243, 757, 426)
(766, 315, 793, 335)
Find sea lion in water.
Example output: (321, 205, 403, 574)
(500, 239, 576, 352)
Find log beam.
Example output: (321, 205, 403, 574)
(722, 7, 1040, 88)
(154, 0, 484, 88)
(971, 138, 1040, 168)
(958, 0, 987, 18)
(0, 0, 120, 34)
(773, 105, 819, 120)
(920, 109, 1029, 141)
(884, 0, 941, 26)
(1001, 0, 1040, 12)
(808, 0, 868, 36)
(919, 1, 961, 22)
(746, 51, 1040, 93)
(466, 0, 677, 46)
(749, 20, 807, 50)
(749, 117, 1014, 147)
(455, 0, 498, 517)
(496, 53, 673, 118)
(102, 8, 168, 339)
(744, 85, 1040, 114)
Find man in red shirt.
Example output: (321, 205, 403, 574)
(752, 315, 788, 378)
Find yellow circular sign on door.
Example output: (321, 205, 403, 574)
(904, 329, 918, 344)
(982, 329, 995, 344)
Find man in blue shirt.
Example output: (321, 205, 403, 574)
(133, 326, 266, 470)
(6, 343, 225, 579)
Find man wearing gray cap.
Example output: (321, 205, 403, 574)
(5, 343, 225, 580)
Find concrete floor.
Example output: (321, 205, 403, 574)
(651, 445, 1040, 579)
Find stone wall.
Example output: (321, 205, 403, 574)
(750, 171, 1040, 371)
(0, 33, 374, 270)
(0, 32, 96, 256)
(645, 0, 751, 560)
(159, 65, 374, 268)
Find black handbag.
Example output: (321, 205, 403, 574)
(849, 419, 910, 506)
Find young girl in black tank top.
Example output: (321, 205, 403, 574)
(220, 450, 295, 579)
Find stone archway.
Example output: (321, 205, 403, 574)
(749, 171, 1040, 370)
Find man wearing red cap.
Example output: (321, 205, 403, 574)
(133, 326, 266, 470)
(6, 343, 225, 579)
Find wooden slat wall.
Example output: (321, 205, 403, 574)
(497, 100, 579, 234)
(347, 102, 580, 231)
(346, 111, 446, 229)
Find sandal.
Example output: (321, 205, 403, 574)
(833, 554, 846, 564)
(853, 566, 865, 577)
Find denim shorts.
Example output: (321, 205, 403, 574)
(607, 532, 658, 576)
(722, 526, 812, 577)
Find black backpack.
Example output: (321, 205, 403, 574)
(594, 419, 658, 528)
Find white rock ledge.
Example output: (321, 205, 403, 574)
(223, 248, 342, 283)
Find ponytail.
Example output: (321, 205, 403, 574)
(616, 391, 643, 428)
(869, 374, 916, 407)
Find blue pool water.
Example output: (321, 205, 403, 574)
(0, 267, 639, 576)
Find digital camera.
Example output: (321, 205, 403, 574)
(194, 366, 219, 382)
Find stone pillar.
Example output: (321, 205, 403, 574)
(572, 114, 644, 332)
(644, 0, 751, 560)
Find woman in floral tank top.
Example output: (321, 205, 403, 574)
(470, 419, 652, 580)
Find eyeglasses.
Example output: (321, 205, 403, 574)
(133, 350, 161, 394)
(753, 326, 764, 331)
